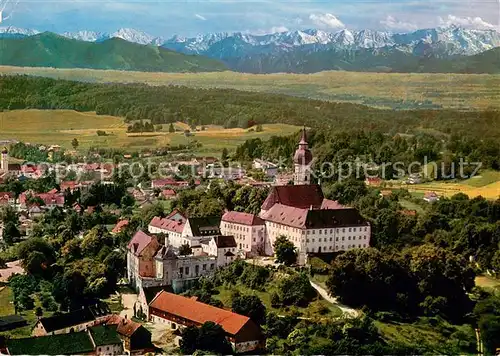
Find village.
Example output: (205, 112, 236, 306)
(0, 129, 379, 354)
(0, 126, 488, 355)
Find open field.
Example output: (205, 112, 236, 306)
(1, 66, 499, 110)
(475, 275, 500, 294)
(405, 182, 500, 200)
(0, 109, 300, 155)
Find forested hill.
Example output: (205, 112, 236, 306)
(228, 46, 500, 74)
(1, 75, 500, 139)
(0, 33, 227, 72)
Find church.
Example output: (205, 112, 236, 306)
(256, 128, 371, 264)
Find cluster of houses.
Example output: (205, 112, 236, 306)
(1, 303, 154, 355)
(1, 293, 263, 355)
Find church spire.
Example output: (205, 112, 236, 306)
(293, 126, 312, 185)
(299, 126, 307, 145)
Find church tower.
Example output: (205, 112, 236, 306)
(293, 127, 312, 185)
(0, 147, 8, 172)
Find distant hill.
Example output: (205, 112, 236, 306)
(0, 32, 227, 72)
(226, 47, 500, 74)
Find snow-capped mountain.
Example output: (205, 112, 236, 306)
(62, 28, 164, 45)
(162, 26, 500, 58)
(62, 30, 108, 42)
(1, 25, 499, 73)
(110, 28, 163, 45)
(0, 26, 40, 38)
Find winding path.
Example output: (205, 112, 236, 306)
(309, 280, 360, 319)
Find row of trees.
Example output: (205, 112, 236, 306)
(235, 129, 500, 173)
(2, 75, 500, 138)
(326, 245, 474, 321)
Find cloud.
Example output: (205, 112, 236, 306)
(438, 14, 497, 30)
(380, 15, 418, 31)
(195, 14, 207, 21)
(249, 26, 289, 35)
(309, 13, 345, 29)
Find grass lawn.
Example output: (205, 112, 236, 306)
(0, 109, 300, 155)
(375, 317, 475, 352)
(310, 274, 329, 290)
(2, 66, 499, 110)
(0, 287, 41, 338)
(463, 170, 500, 187)
(399, 199, 425, 214)
(475, 275, 500, 294)
(213, 282, 342, 318)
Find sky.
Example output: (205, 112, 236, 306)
(0, 0, 499, 37)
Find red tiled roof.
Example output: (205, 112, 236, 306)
(152, 179, 189, 188)
(165, 209, 187, 222)
(149, 216, 185, 234)
(222, 211, 265, 226)
(112, 220, 129, 234)
(127, 231, 155, 256)
(365, 177, 382, 185)
(105, 315, 142, 337)
(400, 209, 417, 216)
(261, 184, 324, 211)
(149, 291, 252, 336)
(424, 191, 438, 198)
(60, 181, 77, 191)
(162, 189, 176, 197)
(19, 191, 64, 206)
(263, 203, 368, 229)
(320, 199, 346, 210)
(0, 192, 14, 200)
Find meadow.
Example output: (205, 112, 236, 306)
(0, 109, 300, 155)
(389, 170, 500, 200)
(1, 66, 499, 110)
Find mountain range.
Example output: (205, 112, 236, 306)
(0, 32, 227, 72)
(1, 25, 499, 73)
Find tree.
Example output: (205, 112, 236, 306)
(277, 273, 316, 307)
(180, 322, 232, 354)
(168, 123, 175, 133)
(232, 294, 266, 325)
(71, 138, 79, 150)
(179, 243, 192, 256)
(0, 205, 19, 224)
(35, 306, 43, 318)
(2, 221, 20, 245)
(474, 295, 500, 354)
(273, 235, 297, 266)
(221, 148, 229, 167)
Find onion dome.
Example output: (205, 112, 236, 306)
(293, 127, 313, 165)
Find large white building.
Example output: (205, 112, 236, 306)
(126, 229, 236, 293)
(223, 128, 371, 265)
(220, 211, 266, 256)
(148, 210, 221, 248)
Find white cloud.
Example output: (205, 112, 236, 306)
(438, 14, 497, 30)
(380, 15, 418, 32)
(194, 14, 207, 21)
(309, 13, 345, 29)
(249, 26, 289, 35)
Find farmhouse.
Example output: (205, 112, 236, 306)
(149, 291, 263, 353)
(32, 302, 111, 336)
